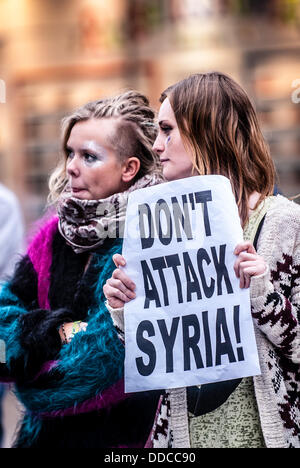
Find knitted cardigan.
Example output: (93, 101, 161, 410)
(249, 195, 300, 448)
(0, 216, 161, 448)
(109, 195, 300, 448)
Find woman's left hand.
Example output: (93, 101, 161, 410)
(234, 241, 267, 289)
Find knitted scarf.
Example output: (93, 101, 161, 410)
(57, 173, 163, 254)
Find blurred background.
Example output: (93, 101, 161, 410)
(0, 0, 300, 227)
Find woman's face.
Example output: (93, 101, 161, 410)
(153, 97, 194, 181)
(66, 118, 126, 200)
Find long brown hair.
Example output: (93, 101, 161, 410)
(160, 72, 276, 226)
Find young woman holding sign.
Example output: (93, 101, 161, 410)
(0, 91, 164, 448)
(104, 72, 300, 448)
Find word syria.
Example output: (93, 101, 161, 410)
(138, 190, 233, 309)
(136, 305, 245, 376)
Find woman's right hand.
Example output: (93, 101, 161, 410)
(103, 254, 136, 309)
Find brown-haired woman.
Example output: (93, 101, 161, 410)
(0, 90, 164, 448)
(104, 72, 300, 448)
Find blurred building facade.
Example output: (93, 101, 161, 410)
(0, 0, 300, 227)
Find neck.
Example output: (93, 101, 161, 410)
(248, 191, 261, 214)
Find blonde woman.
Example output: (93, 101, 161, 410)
(0, 91, 163, 448)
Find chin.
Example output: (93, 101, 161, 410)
(163, 169, 183, 182)
(163, 167, 175, 182)
(72, 192, 91, 200)
(163, 165, 195, 182)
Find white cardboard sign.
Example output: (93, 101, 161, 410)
(122, 175, 260, 393)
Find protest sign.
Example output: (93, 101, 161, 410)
(122, 175, 261, 393)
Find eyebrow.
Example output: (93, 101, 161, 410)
(84, 141, 107, 153)
(158, 119, 172, 126)
(65, 143, 103, 153)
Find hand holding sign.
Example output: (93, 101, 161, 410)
(104, 255, 136, 309)
(105, 243, 266, 308)
(117, 175, 261, 393)
(234, 241, 267, 288)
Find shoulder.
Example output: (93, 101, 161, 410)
(269, 194, 300, 216)
(265, 195, 300, 234)
(28, 215, 59, 259)
(259, 195, 300, 259)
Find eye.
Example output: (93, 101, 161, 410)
(66, 147, 74, 159)
(83, 152, 98, 163)
(160, 124, 172, 135)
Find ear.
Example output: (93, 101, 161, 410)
(121, 157, 141, 183)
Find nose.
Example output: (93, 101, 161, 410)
(66, 155, 80, 178)
(152, 134, 165, 155)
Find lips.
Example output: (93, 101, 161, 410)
(160, 159, 169, 164)
(71, 187, 86, 193)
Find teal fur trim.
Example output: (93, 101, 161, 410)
(13, 412, 42, 448)
(0, 284, 27, 371)
(15, 239, 125, 414)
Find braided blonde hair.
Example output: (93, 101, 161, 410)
(48, 90, 160, 205)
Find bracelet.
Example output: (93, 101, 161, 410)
(61, 321, 87, 345)
(68, 321, 87, 342)
(72, 321, 82, 334)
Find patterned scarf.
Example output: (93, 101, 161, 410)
(57, 173, 163, 254)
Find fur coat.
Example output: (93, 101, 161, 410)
(0, 217, 161, 448)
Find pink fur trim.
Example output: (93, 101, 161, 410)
(28, 217, 59, 310)
(33, 360, 59, 381)
(39, 378, 130, 418)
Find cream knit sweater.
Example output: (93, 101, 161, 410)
(107, 195, 300, 448)
(249, 195, 300, 448)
